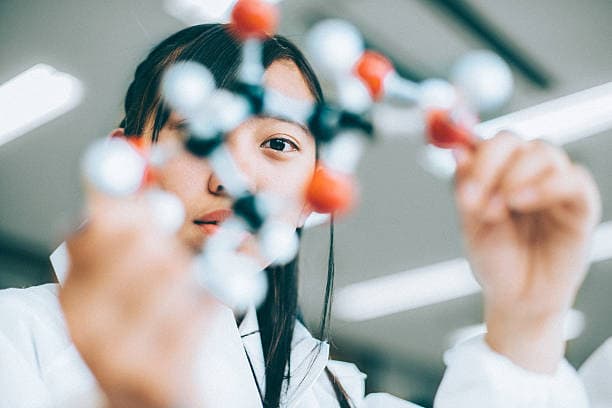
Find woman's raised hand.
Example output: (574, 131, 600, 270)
(453, 132, 601, 373)
(60, 193, 217, 408)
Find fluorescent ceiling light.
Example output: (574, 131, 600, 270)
(335, 221, 612, 322)
(163, 0, 238, 24)
(475, 81, 612, 145)
(0, 64, 83, 148)
(447, 308, 586, 348)
(334, 258, 479, 321)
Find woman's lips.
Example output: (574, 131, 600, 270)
(193, 208, 233, 236)
(195, 222, 220, 235)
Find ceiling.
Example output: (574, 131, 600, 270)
(1, 0, 611, 402)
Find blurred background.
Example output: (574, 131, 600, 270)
(1, 1, 611, 406)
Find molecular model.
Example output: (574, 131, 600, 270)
(81, 0, 514, 311)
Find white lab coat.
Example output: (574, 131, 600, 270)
(579, 337, 612, 408)
(0, 281, 594, 408)
(0, 245, 594, 407)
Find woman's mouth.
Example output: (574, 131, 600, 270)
(193, 220, 220, 235)
(193, 209, 233, 236)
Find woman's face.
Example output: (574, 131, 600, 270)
(147, 59, 317, 261)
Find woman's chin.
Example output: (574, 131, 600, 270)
(177, 226, 207, 254)
(182, 226, 268, 268)
(236, 238, 270, 269)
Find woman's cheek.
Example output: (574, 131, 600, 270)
(158, 155, 211, 248)
(160, 155, 204, 198)
(270, 164, 314, 225)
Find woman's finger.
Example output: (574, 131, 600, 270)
(506, 164, 600, 222)
(499, 141, 570, 196)
(452, 146, 473, 177)
(455, 132, 525, 215)
(478, 142, 570, 223)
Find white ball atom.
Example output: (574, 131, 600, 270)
(306, 19, 364, 78)
(321, 132, 364, 174)
(417, 144, 456, 180)
(208, 89, 251, 132)
(82, 138, 146, 196)
(337, 76, 372, 114)
(418, 78, 458, 111)
(161, 61, 215, 116)
(260, 221, 299, 266)
(144, 189, 186, 234)
(195, 252, 267, 312)
(450, 50, 514, 114)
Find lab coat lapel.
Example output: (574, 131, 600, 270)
(283, 321, 329, 407)
(239, 306, 330, 407)
(238, 305, 267, 397)
(50, 242, 69, 284)
(192, 305, 264, 408)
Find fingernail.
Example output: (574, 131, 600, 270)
(510, 188, 538, 207)
(461, 182, 481, 209)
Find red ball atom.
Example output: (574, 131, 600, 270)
(231, 0, 279, 40)
(125, 136, 150, 156)
(426, 109, 475, 149)
(123, 136, 158, 188)
(354, 51, 394, 101)
(141, 165, 158, 188)
(306, 165, 357, 215)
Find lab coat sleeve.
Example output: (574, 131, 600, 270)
(579, 336, 612, 408)
(0, 291, 54, 407)
(0, 286, 108, 408)
(434, 335, 589, 408)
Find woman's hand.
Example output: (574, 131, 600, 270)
(453, 132, 601, 373)
(59, 194, 217, 408)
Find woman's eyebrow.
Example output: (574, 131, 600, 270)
(260, 115, 310, 134)
(167, 117, 188, 128)
(173, 115, 311, 135)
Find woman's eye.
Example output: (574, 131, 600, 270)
(261, 137, 299, 152)
(164, 121, 189, 140)
(175, 122, 189, 135)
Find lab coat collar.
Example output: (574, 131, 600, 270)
(238, 305, 330, 406)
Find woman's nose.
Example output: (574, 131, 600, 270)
(207, 172, 227, 196)
(208, 130, 258, 196)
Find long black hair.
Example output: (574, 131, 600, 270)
(120, 24, 351, 407)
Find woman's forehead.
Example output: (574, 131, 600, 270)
(163, 59, 316, 130)
(262, 60, 316, 104)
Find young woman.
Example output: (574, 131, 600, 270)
(0, 24, 601, 407)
